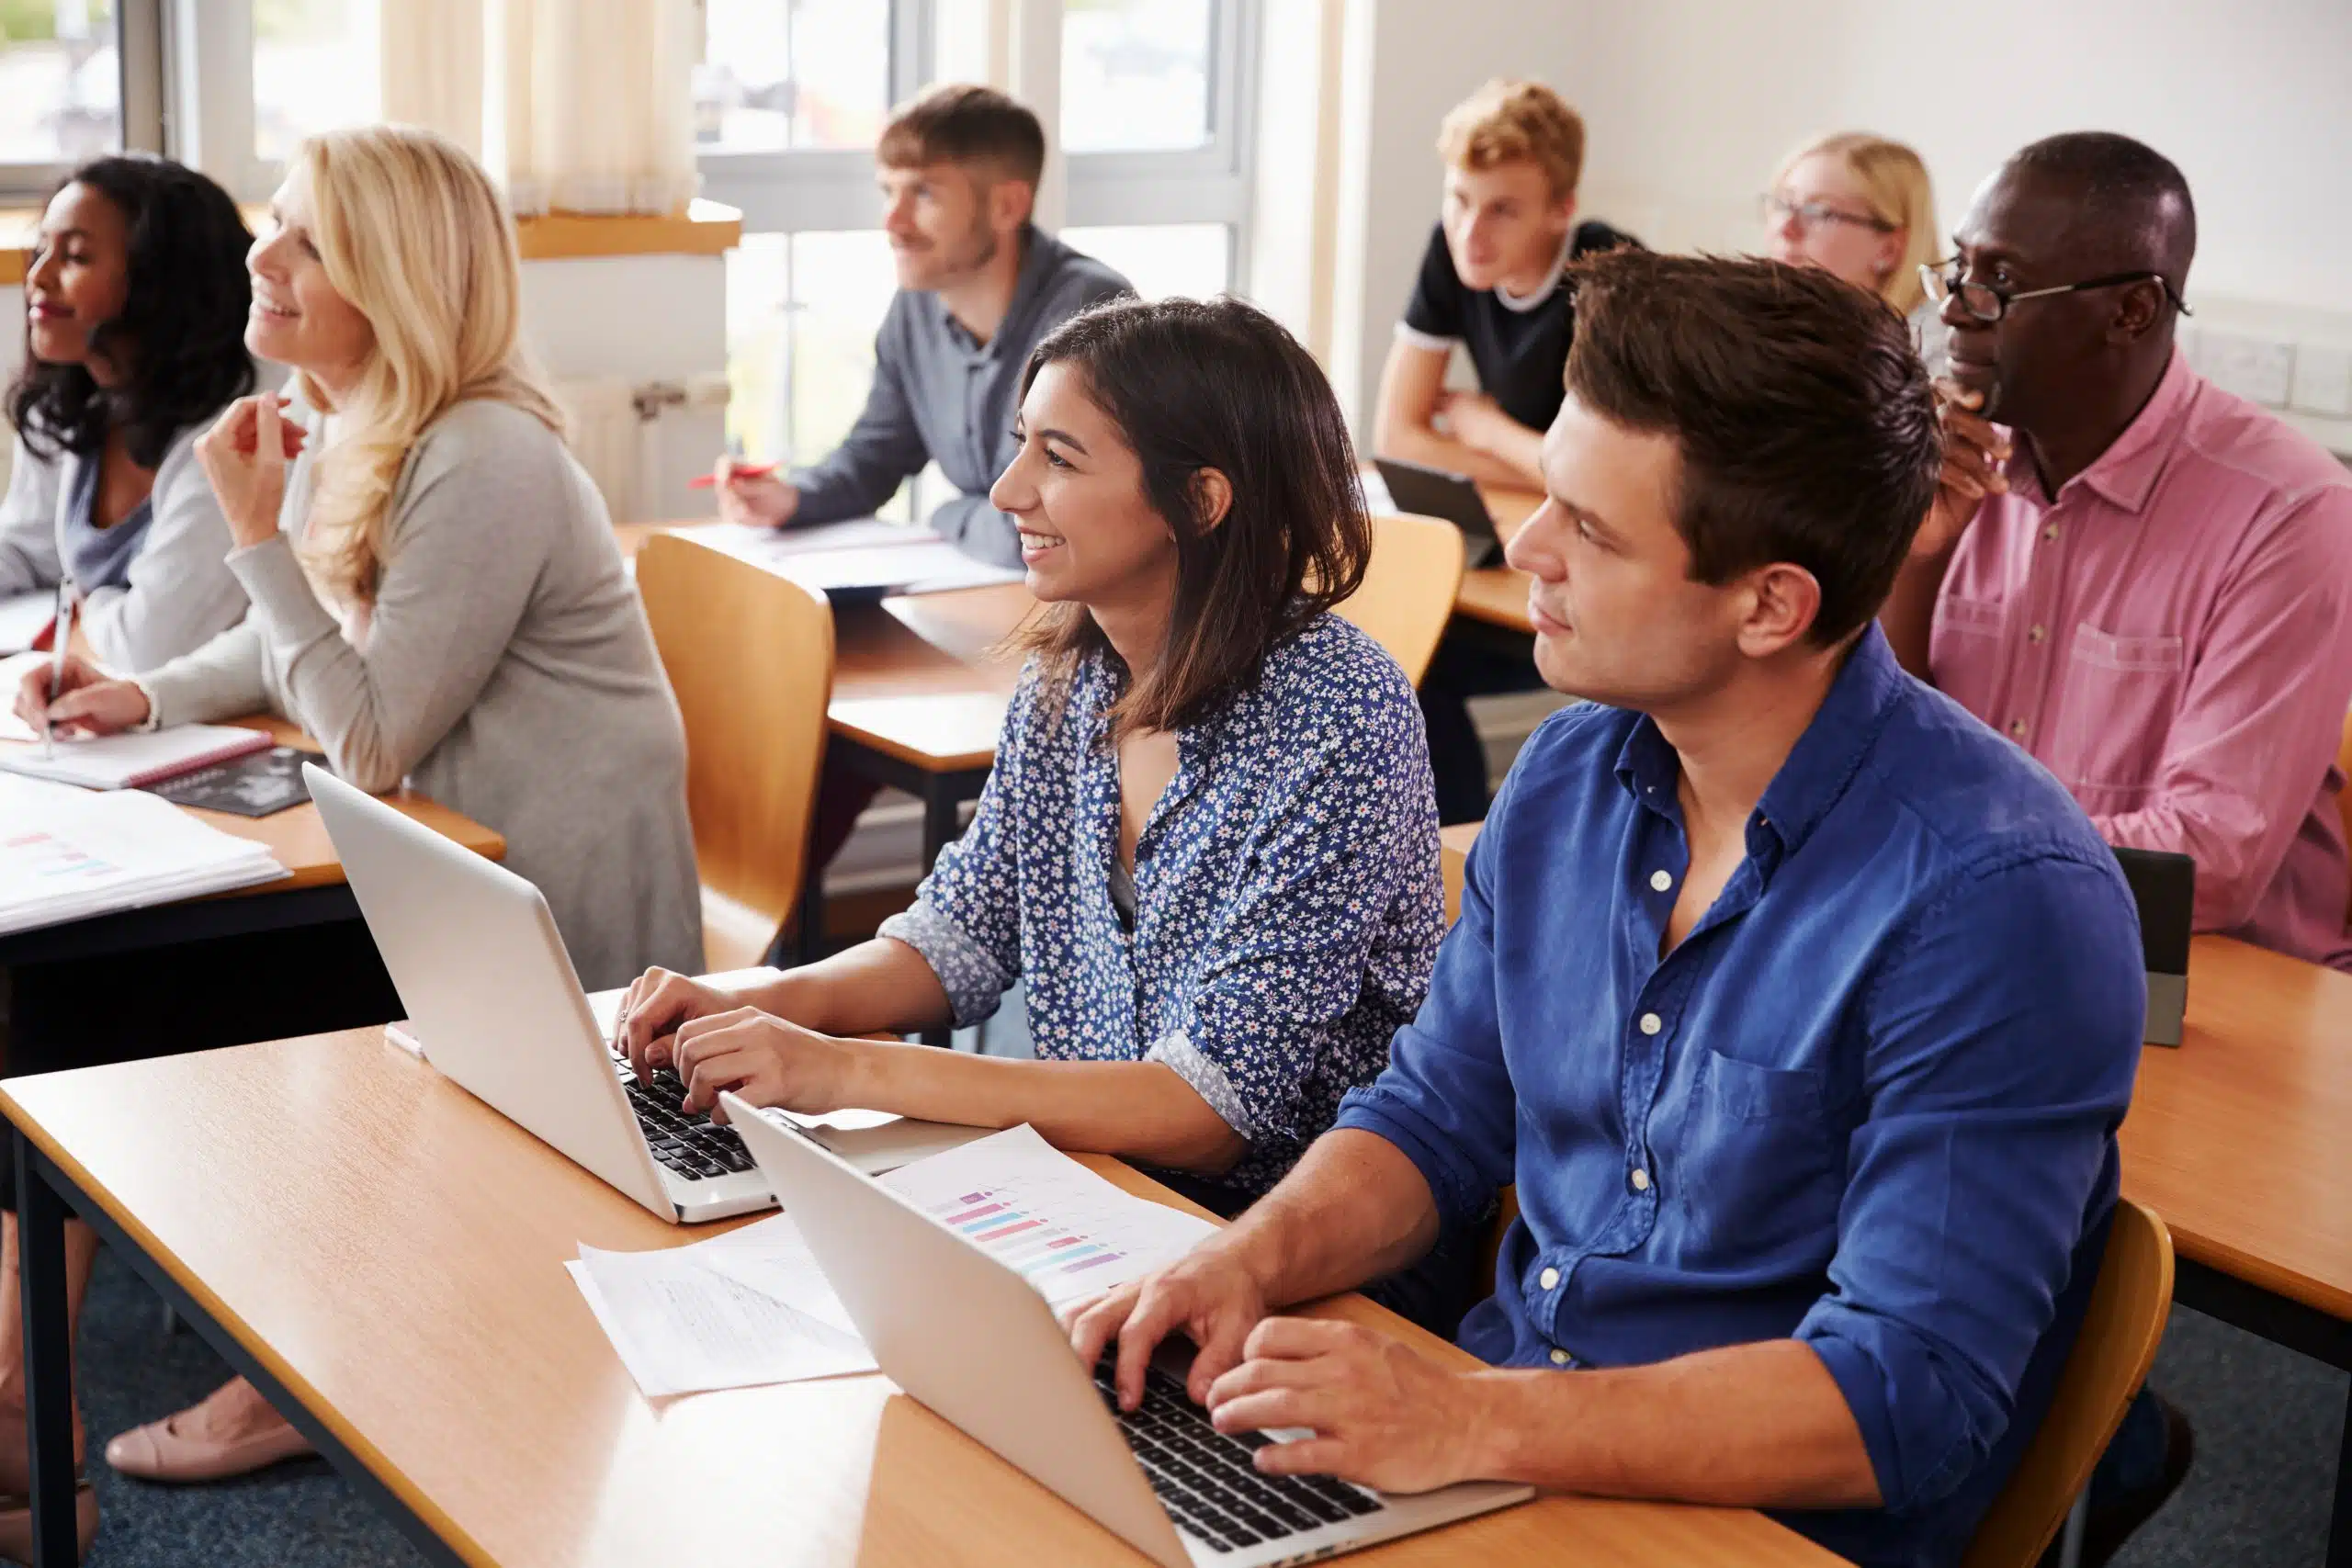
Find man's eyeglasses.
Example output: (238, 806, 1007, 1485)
(1759, 193, 1894, 235)
(1920, 262, 2192, 324)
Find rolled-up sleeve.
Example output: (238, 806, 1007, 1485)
(875, 679, 1033, 1026)
(1333, 781, 1519, 1230)
(1795, 849, 2142, 1513)
(1150, 665, 1440, 1150)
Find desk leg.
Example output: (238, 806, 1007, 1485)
(14, 1136, 77, 1568)
(917, 784, 962, 1050)
(795, 843, 829, 966)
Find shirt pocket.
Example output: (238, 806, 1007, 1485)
(1673, 1049, 1843, 1258)
(2052, 624, 2187, 803)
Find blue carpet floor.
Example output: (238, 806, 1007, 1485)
(56, 1243, 2346, 1566)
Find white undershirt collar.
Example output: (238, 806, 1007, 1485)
(1494, 226, 1577, 313)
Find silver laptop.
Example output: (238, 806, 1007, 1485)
(725, 1092, 1532, 1567)
(304, 763, 978, 1224)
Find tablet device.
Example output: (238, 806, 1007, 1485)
(2111, 845, 2194, 1047)
(1372, 457, 1504, 568)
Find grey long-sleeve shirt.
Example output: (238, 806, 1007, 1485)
(0, 423, 249, 670)
(789, 226, 1131, 568)
(140, 399, 703, 988)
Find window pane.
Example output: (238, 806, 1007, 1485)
(724, 230, 910, 520)
(1062, 224, 1228, 302)
(253, 0, 382, 164)
(0, 1, 119, 165)
(1061, 0, 1212, 154)
(696, 0, 891, 153)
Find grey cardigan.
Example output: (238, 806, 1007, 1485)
(0, 424, 249, 669)
(141, 400, 703, 988)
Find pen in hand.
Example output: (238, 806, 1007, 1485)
(40, 579, 71, 759)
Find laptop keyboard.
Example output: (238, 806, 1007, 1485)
(612, 1055, 756, 1182)
(1091, 1358, 1385, 1553)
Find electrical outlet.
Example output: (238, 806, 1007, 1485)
(2290, 344, 2352, 418)
(2201, 330, 2297, 408)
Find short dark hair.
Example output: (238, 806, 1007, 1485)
(2009, 130, 2198, 281)
(1563, 250, 1940, 646)
(1017, 295, 1372, 739)
(876, 84, 1047, 187)
(7, 155, 256, 470)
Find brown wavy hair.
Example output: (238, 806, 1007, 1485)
(1015, 295, 1372, 739)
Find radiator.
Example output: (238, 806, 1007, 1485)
(552, 372, 730, 525)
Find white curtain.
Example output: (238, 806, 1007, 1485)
(384, 0, 700, 218)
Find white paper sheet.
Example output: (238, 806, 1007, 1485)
(0, 774, 287, 935)
(877, 1124, 1219, 1309)
(0, 593, 51, 655)
(569, 1213, 876, 1398)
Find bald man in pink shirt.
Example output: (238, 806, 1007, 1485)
(1885, 133, 2352, 977)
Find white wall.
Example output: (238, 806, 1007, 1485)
(1330, 0, 2352, 434)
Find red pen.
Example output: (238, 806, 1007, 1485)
(687, 462, 779, 491)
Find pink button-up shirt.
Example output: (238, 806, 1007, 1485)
(1930, 348, 2352, 970)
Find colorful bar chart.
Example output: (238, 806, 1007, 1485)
(883, 1126, 1218, 1309)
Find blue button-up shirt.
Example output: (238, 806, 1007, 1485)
(882, 615, 1444, 1202)
(1334, 626, 2143, 1568)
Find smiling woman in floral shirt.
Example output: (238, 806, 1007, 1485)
(617, 295, 1443, 1220)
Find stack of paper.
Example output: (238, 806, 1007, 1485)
(0, 774, 288, 935)
(572, 1124, 1218, 1398)
(699, 519, 1024, 597)
(568, 1213, 878, 1398)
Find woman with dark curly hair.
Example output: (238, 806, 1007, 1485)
(0, 154, 258, 669)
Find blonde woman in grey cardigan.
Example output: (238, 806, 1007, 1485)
(0, 155, 260, 673)
(16, 126, 702, 1506)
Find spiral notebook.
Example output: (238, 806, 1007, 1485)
(0, 724, 277, 791)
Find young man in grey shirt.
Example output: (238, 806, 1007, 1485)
(713, 85, 1131, 569)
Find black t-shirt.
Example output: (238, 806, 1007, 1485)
(1398, 218, 1643, 434)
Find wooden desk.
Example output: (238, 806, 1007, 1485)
(0, 713, 503, 969)
(0, 1027, 1837, 1568)
(2120, 935, 2352, 1565)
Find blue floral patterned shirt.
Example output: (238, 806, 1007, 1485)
(878, 614, 1444, 1200)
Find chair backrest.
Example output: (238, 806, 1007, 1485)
(1961, 1199, 2174, 1568)
(2336, 705, 2352, 924)
(636, 530, 835, 940)
(1331, 512, 1467, 686)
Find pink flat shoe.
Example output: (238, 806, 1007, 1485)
(105, 1402, 312, 1483)
(0, 1476, 98, 1564)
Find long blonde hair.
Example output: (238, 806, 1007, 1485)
(1773, 131, 1939, 314)
(292, 125, 564, 606)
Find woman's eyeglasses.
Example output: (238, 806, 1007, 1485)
(1759, 193, 1895, 235)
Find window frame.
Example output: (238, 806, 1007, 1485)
(0, 0, 167, 205)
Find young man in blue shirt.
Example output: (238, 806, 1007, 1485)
(1074, 250, 2146, 1568)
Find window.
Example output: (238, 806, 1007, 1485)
(1060, 0, 1211, 154)
(250, 0, 380, 165)
(0, 0, 164, 197)
(698, 0, 1253, 489)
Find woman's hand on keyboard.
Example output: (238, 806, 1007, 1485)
(613, 967, 744, 1081)
(670, 1010, 853, 1122)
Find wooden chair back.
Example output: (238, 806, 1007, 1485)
(1332, 513, 1467, 686)
(636, 531, 835, 969)
(1961, 1199, 2174, 1568)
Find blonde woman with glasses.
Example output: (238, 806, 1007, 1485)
(1762, 131, 1947, 377)
(12, 125, 701, 1513)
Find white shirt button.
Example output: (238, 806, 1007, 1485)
(1638, 1012, 1662, 1036)
(2007, 718, 2028, 739)
(2028, 624, 2047, 644)
(1631, 1168, 1652, 1192)
(2041, 523, 2061, 544)
(1649, 869, 1672, 892)
(1539, 1267, 1560, 1291)
(1548, 1348, 1572, 1366)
